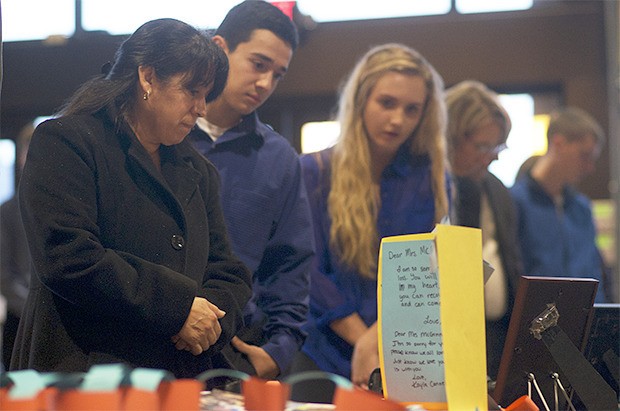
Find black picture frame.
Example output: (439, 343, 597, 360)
(492, 276, 598, 409)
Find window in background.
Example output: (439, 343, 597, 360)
(301, 121, 340, 153)
(81, 0, 231, 34)
(592, 199, 617, 270)
(3, 0, 75, 42)
(0, 117, 51, 204)
(296, 0, 451, 22)
(0, 140, 16, 205)
(83, 0, 451, 33)
(456, 0, 533, 14)
(489, 93, 548, 187)
(4, 0, 533, 42)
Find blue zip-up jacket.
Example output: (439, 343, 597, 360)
(510, 172, 605, 303)
(188, 112, 315, 373)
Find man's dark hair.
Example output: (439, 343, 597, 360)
(216, 0, 299, 52)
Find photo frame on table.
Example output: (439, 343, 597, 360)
(492, 276, 598, 409)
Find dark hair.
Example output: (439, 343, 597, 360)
(59, 18, 228, 121)
(215, 0, 298, 52)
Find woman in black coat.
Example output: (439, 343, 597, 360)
(445, 80, 524, 381)
(11, 18, 252, 378)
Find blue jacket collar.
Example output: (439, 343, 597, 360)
(524, 171, 577, 208)
(214, 112, 269, 144)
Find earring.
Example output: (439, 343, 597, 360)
(143, 90, 151, 100)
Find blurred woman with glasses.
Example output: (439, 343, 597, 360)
(445, 79, 523, 382)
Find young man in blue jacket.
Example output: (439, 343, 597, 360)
(188, 0, 314, 378)
(511, 107, 610, 303)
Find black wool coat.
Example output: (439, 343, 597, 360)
(453, 172, 524, 380)
(11, 110, 252, 378)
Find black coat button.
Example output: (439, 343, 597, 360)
(171, 234, 185, 250)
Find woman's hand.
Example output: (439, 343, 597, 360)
(351, 322, 379, 388)
(172, 297, 225, 355)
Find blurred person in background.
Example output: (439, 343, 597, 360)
(1, 122, 34, 369)
(445, 80, 523, 381)
(511, 107, 610, 303)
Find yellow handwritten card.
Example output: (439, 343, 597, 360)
(377, 224, 487, 410)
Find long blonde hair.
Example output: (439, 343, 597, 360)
(328, 43, 448, 279)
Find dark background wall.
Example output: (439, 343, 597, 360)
(0, 0, 611, 199)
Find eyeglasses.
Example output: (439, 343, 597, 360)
(471, 142, 507, 155)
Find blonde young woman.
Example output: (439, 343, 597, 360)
(293, 43, 450, 393)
